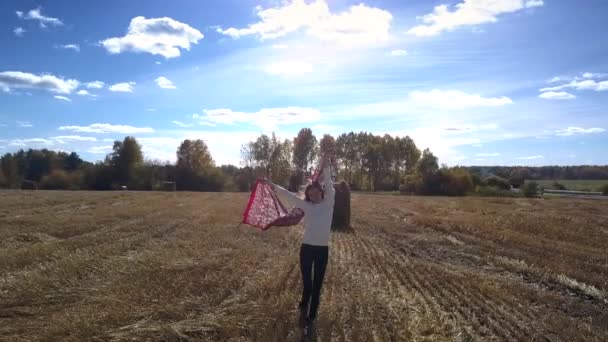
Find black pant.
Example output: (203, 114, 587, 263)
(299, 243, 329, 322)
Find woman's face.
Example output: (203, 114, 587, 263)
(307, 187, 323, 204)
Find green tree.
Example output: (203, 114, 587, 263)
(1, 153, 20, 188)
(416, 148, 439, 178)
(108, 136, 144, 185)
(336, 132, 358, 185)
(268, 135, 292, 185)
(64, 152, 83, 171)
(400, 136, 421, 172)
(293, 128, 318, 174)
(319, 134, 337, 162)
(252, 134, 272, 175)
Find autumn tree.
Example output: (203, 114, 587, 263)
(240, 133, 293, 186)
(177, 139, 214, 172)
(175, 139, 223, 191)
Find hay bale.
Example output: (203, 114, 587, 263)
(332, 181, 351, 230)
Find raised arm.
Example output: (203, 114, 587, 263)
(320, 159, 335, 200)
(268, 180, 306, 208)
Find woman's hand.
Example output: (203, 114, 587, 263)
(261, 177, 272, 186)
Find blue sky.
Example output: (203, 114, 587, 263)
(1, 0, 607, 166)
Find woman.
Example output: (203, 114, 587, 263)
(263, 157, 335, 335)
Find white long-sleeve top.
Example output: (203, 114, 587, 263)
(271, 166, 335, 246)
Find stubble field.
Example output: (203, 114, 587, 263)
(0, 190, 607, 341)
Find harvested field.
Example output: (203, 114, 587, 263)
(1, 190, 607, 341)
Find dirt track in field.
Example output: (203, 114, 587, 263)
(0, 191, 607, 341)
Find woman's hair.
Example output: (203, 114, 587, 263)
(304, 181, 325, 202)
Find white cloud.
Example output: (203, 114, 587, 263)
(217, 0, 393, 46)
(135, 132, 263, 165)
(525, 0, 544, 8)
(555, 127, 605, 136)
(475, 152, 500, 157)
(16, 121, 33, 128)
(52, 136, 98, 144)
(146, 108, 157, 112)
(76, 89, 92, 96)
(547, 76, 562, 83)
(538, 91, 575, 100)
(199, 106, 321, 130)
(54, 95, 72, 102)
(16, 7, 64, 28)
(581, 72, 605, 79)
(272, 44, 289, 49)
(264, 61, 314, 76)
(100, 16, 204, 58)
(192, 115, 217, 127)
(409, 89, 513, 109)
(58, 123, 154, 134)
(57, 44, 80, 52)
(407, 0, 543, 37)
(518, 155, 543, 160)
(172, 120, 192, 128)
(53, 95, 72, 102)
(155, 76, 177, 89)
(0, 71, 79, 94)
(86, 81, 105, 89)
(155, 61, 162, 65)
(87, 145, 113, 154)
(14, 27, 26, 37)
(199, 121, 217, 127)
(390, 49, 408, 56)
(540, 78, 608, 92)
(109, 82, 135, 92)
(9, 138, 54, 147)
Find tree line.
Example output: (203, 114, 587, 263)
(465, 165, 608, 181)
(2, 128, 607, 195)
(0, 137, 228, 191)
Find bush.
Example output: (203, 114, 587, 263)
(399, 167, 473, 196)
(438, 167, 474, 196)
(399, 173, 423, 195)
(522, 181, 539, 198)
(552, 181, 566, 190)
(40, 170, 82, 190)
(475, 185, 518, 197)
(601, 184, 608, 196)
(82, 163, 115, 190)
(484, 175, 511, 190)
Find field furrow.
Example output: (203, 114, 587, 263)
(1, 191, 607, 341)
